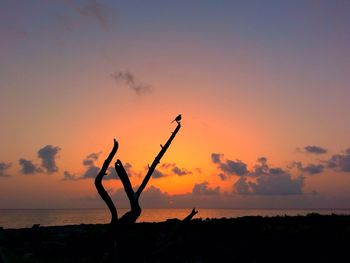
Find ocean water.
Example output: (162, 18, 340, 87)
(1, 208, 349, 229)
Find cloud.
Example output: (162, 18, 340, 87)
(192, 182, 221, 196)
(80, 152, 100, 179)
(61, 152, 101, 180)
(326, 149, 350, 172)
(82, 152, 101, 166)
(212, 154, 306, 195)
(233, 158, 305, 195)
(220, 160, 248, 176)
(304, 145, 327, 154)
(153, 163, 192, 178)
(139, 186, 172, 207)
(172, 166, 192, 176)
(79, 152, 131, 180)
(57, 0, 115, 31)
(80, 152, 103, 180)
(0, 162, 11, 177)
(248, 172, 305, 196)
(293, 149, 350, 174)
(234, 177, 250, 194)
(81, 165, 100, 179)
(2, 0, 115, 48)
(294, 162, 324, 175)
(218, 173, 227, 180)
(161, 163, 176, 169)
(75, 0, 113, 29)
(212, 153, 248, 177)
(37, 145, 61, 174)
(152, 169, 166, 178)
(78, 152, 117, 180)
(109, 185, 171, 208)
(221, 159, 247, 176)
(62, 171, 77, 181)
(247, 157, 270, 177)
(301, 164, 324, 175)
(124, 162, 132, 173)
(111, 70, 151, 95)
(211, 153, 222, 164)
(18, 158, 42, 175)
(106, 166, 119, 180)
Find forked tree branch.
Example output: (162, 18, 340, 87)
(94, 139, 119, 224)
(136, 122, 181, 197)
(95, 121, 182, 225)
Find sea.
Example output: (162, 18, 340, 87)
(1, 208, 350, 229)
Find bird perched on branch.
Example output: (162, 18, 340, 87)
(172, 114, 182, 123)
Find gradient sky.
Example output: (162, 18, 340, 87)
(1, 0, 350, 209)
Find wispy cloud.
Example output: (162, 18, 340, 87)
(58, 0, 115, 31)
(293, 161, 324, 175)
(151, 162, 192, 178)
(172, 166, 192, 176)
(62, 171, 78, 181)
(111, 70, 151, 95)
(303, 145, 328, 154)
(1, 0, 115, 46)
(0, 162, 11, 177)
(75, 0, 113, 29)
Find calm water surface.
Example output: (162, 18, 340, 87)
(1, 208, 349, 229)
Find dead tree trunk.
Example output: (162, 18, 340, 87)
(95, 121, 182, 224)
(94, 139, 119, 224)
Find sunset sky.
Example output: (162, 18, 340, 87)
(1, 0, 350, 209)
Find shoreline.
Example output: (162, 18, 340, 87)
(1, 214, 349, 262)
(2, 208, 350, 230)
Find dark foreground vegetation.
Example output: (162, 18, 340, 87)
(1, 214, 349, 263)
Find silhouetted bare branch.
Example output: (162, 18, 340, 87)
(95, 121, 182, 225)
(115, 160, 141, 223)
(183, 208, 198, 222)
(94, 139, 119, 224)
(136, 122, 181, 196)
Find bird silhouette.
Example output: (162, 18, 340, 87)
(172, 114, 182, 123)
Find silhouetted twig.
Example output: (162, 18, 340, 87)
(136, 122, 181, 196)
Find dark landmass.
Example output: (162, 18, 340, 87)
(1, 214, 349, 263)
